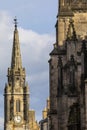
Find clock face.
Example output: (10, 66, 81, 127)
(14, 115, 22, 124)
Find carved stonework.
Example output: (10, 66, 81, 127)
(66, 19, 77, 41)
(49, 1, 87, 130)
(58, 0, 87, 45)
(68, 103, 81, 130)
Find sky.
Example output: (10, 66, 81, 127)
(0, 0, 58, 129)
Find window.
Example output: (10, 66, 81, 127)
(16, 100, 20, 112)
(69, 55, 76, 93)
(68, 103, 81, 130)
(69, 65, 75, 86)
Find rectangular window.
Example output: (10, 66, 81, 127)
(16, 100, 20, 112)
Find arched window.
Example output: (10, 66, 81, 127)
(69, 64, 75, 86)
(68, 103, 81, 130)
(69, 55, 75, 85)
(58, 56, 63, 96)
(69, 55, 76, 94)
(10, 99, 13, 120)
(16, 100, 20, 112)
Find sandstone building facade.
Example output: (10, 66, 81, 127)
(29, 110, 40, 130)
(49, 0, 87, 130)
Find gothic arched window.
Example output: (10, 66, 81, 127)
(10, 99, 13, 120)
(58, 56, 63, 96)
(68, 103, 81, 130)
(69, 63, 75, 86)
(16, 100, 20, 112)
(69, 55, 76, 93)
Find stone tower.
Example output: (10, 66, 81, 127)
(48, 0, 87, 130)
(4, 19, 29, 130)
(57, 0, 87, 45)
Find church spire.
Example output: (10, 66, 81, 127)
(11, 18, 22, 69)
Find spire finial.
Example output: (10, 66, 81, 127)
(14, 17, 18, 30)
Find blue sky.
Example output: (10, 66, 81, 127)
(0, 0, 58, 33)
(0, 0, 58, 129)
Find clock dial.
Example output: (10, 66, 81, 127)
(14, 115, 22, 123)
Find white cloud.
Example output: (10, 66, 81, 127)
(0, 117, 4, 130)
(18, 27, 55, 63)
(0, 11, 55, 122)
(0, 11, 11, 41)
